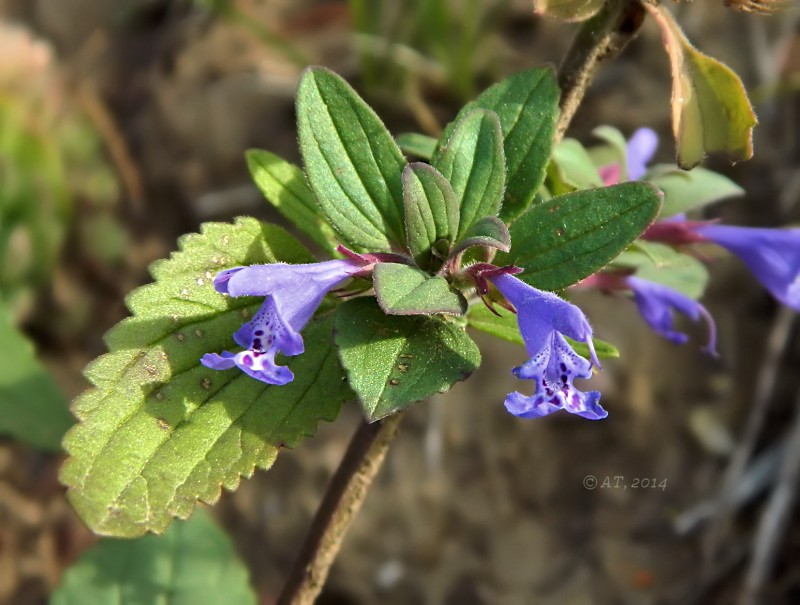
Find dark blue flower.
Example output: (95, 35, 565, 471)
(625, 276, 717, 355)
(488, 273, 606, 420)
(201, 259, 367, 385)
(694, 224, 800, 310)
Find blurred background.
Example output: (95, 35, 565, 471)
(1, 1, 800, 603)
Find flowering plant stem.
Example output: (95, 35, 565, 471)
(277, 410, 407, 605)
(277, 3, 646, 601)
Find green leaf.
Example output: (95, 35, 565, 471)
(245, 149, 337, 254)
(395, 132, 437, 160)
(533, 0, 605, 22)
(450, 216, 510, 257)
(432, 109, 505, 240)
(587, 125, 628, 174)
(0, 302, 73, 451)
(440, 68, 560, 222)
(60, 219, 352, 537)
(615, 241, 709, 298)
(550, 138, 604, 191)
(648, 5, 757, 169)
(402, 163, 459, 270)
(50, 509, 257, 605)
(373, 263, 467, 316)
(645, 164, 744, 217)
(297, 67, 406, 251)
(335, 297, 480, 421)
(466, 304, 619, 359)
(497, 182, 662, 291)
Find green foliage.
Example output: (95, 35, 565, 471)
(373, 263, 467, 316)
(246, 149, 337, 254)
(648, 5, 757, 169)
(61, 219, 352, 537)
(440, 68, 560, 222)
(396, 133, 437, 160)
(0, 301, 73, 451)
(645, 164, 744, 217)
(51, 509, 257, 605)
(615, 241, 709, 298)
(498, 182, 662, 291)
(335, 298, 480, 421)
(450, 216, 510, 258)
(549, 138, 604, 193)
(402, 163, 459, 270)
(297, 67, 407, 252)
(431, 109, 506, 241)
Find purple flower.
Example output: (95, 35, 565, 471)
(625, 276, 717, 355)
(693, 224, 800, 310)
(488, 273, 606, 420)
(201, 259, 367, 385)
(599, 127, 659, 185)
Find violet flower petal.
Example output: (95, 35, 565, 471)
(626, 127, 659, 181)
(695, 224, 800, 310)
(489, 273, 605, 420)
(626, 276, 717, 355)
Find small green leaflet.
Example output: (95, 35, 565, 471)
(439, 68, 560, 223)
(60, 219, 352, 537)
(0, 301, 73, 451)
(615, 241, 709, 299)
(645, 164, 744, 217)
(550, 138, 604, 192)
(335, 298, 480, 422)
(647, 5, 757, 169)
(297, 67, 406, 251)
(450, 216, 510, 258)
(402, 163, 459, 270)
(431, 109, 506, 241)
(497, 182, 661, 291)
(395, 132, 437, 160)
(466, 304, 619, 359)
(373, 263, 467, 316)
(245, 149, 337, 254)
(51, 509, 257, 605)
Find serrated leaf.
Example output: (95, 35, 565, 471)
(466, 304, 619, 359)
(645, 164, 744, 217)
(440, 68, 560, 222)
(497, 182, 661, 291)
(648, 5, 757, 169)
(245, 149, 337, 254)
(0, 302, 73, 451)
(432, 109, 505, 240)
(335, 297, 480, 421)
(50, 509, 257, 605)
(615, 241, 709, 298)
(61, 218, 352, 537)
(534, 0, 605, 21)
(373, 263, 467, 316)
(297, 67, 406, 251)
(450, 216, 510, 257)
(395, 132, 437, 160)
(402, 163, 459, 270)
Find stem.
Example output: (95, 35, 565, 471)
(277, 411, 407, 605)
(555, 0, 647, 141)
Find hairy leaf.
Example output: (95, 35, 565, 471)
(645, 164, 744, 217)
(245, 149, 337, 254)
(395, 132, 437, 160)
(440, 68, 560, 222)
(61, 219, 352, 537)
(51, 509, 256, 605)
(450, 216, 510, 258)
(373, 263, 467, 316)
(497, 182, 661, 291)
(335, 298, 480, 421)
(432, 109, 505, 240)
(297, 67, 406, 251)
(402, 163, 459, 270)
(0, 302, 73, 451)
(648, 5, 757, 169)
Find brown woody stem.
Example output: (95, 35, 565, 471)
(556, 0, 647, 141)
(277, 411, 407, 605)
